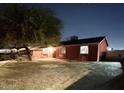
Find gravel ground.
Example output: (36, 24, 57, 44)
(0, 60, 16, 66)
(0, 60, 122, 90)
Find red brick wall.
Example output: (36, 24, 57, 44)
(98, 39, 108, 59)
(32, 50, 48, 58)
(55, 44, 98, 61)
(79, 54, 88, 61)
(66, 45, 80, 60)
(88, 44, 98, 61)
(55, 47, 66, 59)
(66, 44, 98, 61)
(32, 50, 42, 58)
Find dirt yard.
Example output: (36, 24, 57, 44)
(0, 59, 122, 90)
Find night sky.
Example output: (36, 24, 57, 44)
(1, 3, 124, 49)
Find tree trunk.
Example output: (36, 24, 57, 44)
(23, 44, 32, 61)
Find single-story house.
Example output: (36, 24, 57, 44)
(32, 36, 108, 61)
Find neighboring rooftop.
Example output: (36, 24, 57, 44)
(61, 36, 107, 45)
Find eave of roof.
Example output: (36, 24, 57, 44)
(61, 36, 107, 45)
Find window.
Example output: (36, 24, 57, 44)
(61, 47, 66, 54)
(42, 48, 48, 54)
(80, 46, 88, 54)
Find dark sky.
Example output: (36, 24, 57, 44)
(34, 3, 124, 49)
(1, 3, 124, 49)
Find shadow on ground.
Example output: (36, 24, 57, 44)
(66, 72, 124, 90)
(99, 73, 124, 90)
(66, 64, 123, 90)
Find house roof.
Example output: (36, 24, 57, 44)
(61, 36, 108, 46)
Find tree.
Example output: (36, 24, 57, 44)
(0, 4, 62, 61)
